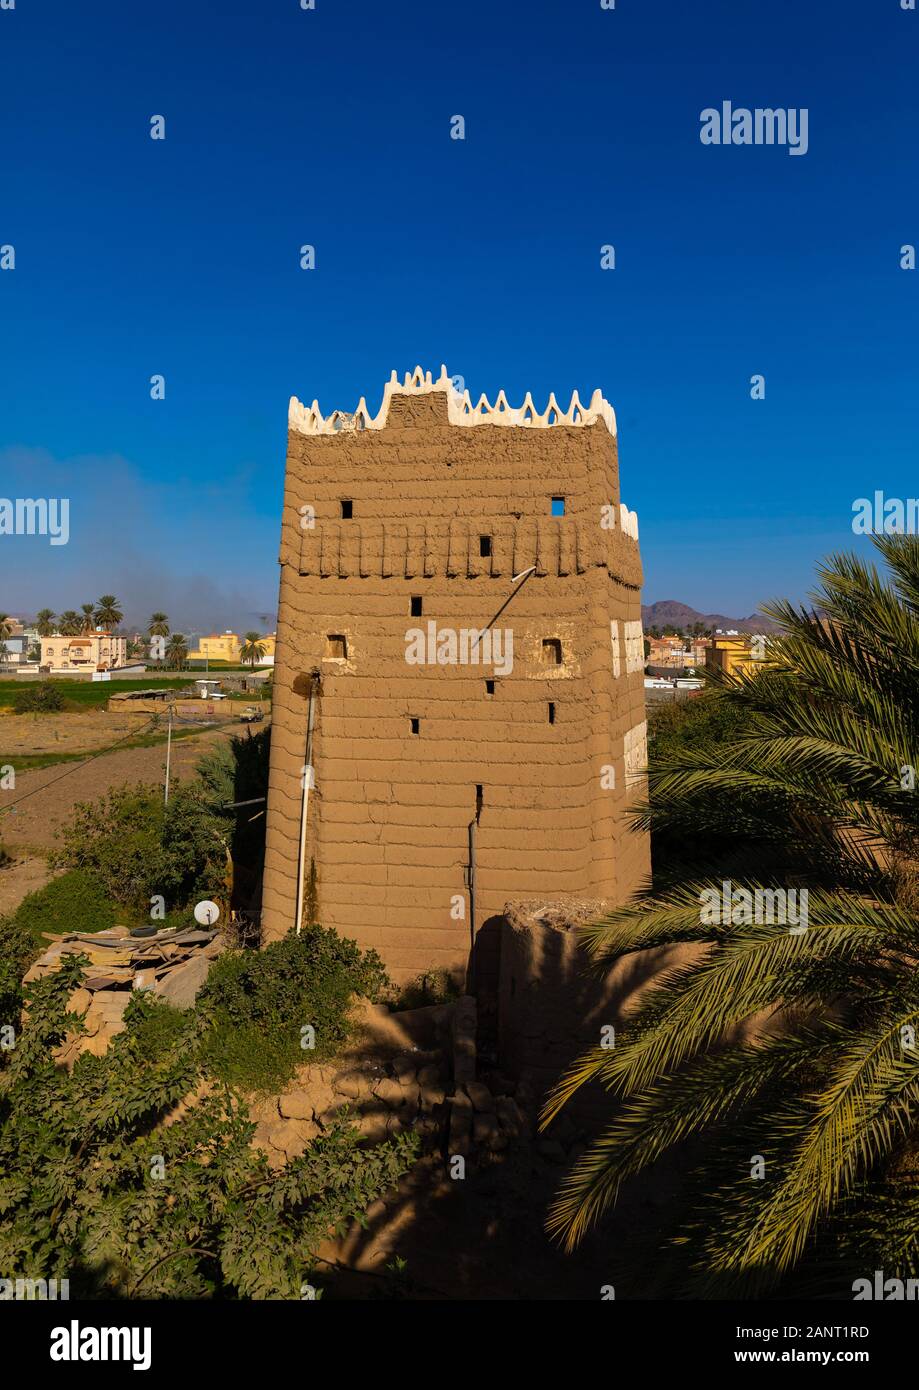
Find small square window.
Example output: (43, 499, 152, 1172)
(485, 679, 495, 696)
(551, 496, 565, 517)
(479, 535, 492, 557)
(410, 596, 423, 617)
(325, 634, 347, 660)
(542, 637, 562, 665)
(340, 500, 353, 519)
(410, 716, 420, 735)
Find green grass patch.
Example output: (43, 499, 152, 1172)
(9, 868, 118, 943)
(0, 677, 195, 712)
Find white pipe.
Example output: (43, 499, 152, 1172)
(294, 676, 318, 935)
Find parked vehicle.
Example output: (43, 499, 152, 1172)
(239, 705, 264, 723)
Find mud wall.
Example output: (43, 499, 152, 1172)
(261, 381, 649, 983)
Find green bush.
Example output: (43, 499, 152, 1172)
(0, 963, 417, 1298)
(0, 913, 41, 1027)
(51, 783, 229, 915)
(198, 926, 388, 1092)
(11, 868, 117, 942)
(13, 681, 65, 714)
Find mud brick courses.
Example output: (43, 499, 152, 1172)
(261, 373, 650, 982)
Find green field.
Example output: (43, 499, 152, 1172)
(0, 677, 269, 712)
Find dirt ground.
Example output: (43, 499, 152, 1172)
(0, 706, 242, 758)
(0, 723, 242, 855)
(0, 854, 54, 917)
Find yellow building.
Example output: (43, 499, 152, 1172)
(706, 634, 768, 678)
(187, 630, 277, 665)
(188, 631, 241, 663)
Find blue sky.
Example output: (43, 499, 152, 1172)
(1, 0, 916, 630)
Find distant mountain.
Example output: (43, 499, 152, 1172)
(641, 600, 779, 633)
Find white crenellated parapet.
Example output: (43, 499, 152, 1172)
(619, 502, 639, 540)
(289, 364, 618, 438)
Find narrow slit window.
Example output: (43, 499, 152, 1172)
(542, 637, 562, 665)
(410, 595, 423, 617)
(410, 716, 420, 735)
(325, 634, 347, 660)
(548, 701, 556, 724)
(551, 496, 566, 517)
(340, 500, 353, 519)
(485, 679, 495, 696)
(479, 535, 492, 557)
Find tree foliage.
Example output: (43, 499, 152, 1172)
(546, 535, 919, 1297)
(0, 959, 416, 1298)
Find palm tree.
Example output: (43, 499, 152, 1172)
(35, 609, 56, 638)
(544, 533, 919, 1297)
(164, 634, 188, 670)
(94, 595, 123, 632)
(148, 612, 170, 638)
(58, 611, 82, 636)
(239, 632, 267, 670)
(80, 602, 96, 634)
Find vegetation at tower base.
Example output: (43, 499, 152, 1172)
(0, 953, 416, 1299)
(543, 534, 919, 1297)
(198, 925, 388, 1093)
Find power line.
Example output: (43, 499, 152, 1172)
(0, 712, 166, 819)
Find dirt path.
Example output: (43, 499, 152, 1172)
(0, 854, 54, 917)
(0, 724, 241, 854)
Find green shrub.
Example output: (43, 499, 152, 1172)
(0, 964, 417, 1298)
(51, 783, 229, 915)
(11, 868, 117, 942)
(198, 925, 388, 1093)
(13, 681, 65, 714)
(0, 912, 41, 1026)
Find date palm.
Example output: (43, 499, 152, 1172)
(35, 609, 56, 638)
(94, 596, 123, 632)
(164, 634, 188, 670)
(148, 612, 170, 638)
(239, 632, 267, 670)
(57, 611, 82, 637)
(545, 533, 919, 1297)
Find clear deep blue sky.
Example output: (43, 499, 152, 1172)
(1, 0, 917, 630)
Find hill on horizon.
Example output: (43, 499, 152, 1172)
(642, 600, 779, 633)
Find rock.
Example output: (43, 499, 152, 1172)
(448, 1091, 473, 1157)
(392, 1054, 417, 1084)
(67, 988, 92, 1016)
(473, 1112, 503, 1150)
(464, 1081, 495, 1113)
(154, 952, 213, 1009)
(420, 1085, 445, 1113)
(417, 1062, 444, 1087)
(333, 1069, 375, 1100)
(278, 1090, 315, 1121)
(495, 1095, 527, 1139)
(374, 1077, 405, 1108)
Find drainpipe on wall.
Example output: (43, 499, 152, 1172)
(294, 670, 320, 936)
(465, 783, 484, 991)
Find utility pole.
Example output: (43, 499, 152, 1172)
(164, 704, 174, 805)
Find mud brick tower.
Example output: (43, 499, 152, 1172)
(261, 366, 650, 983)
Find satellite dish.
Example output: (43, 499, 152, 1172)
(194, 900, 220, 926)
